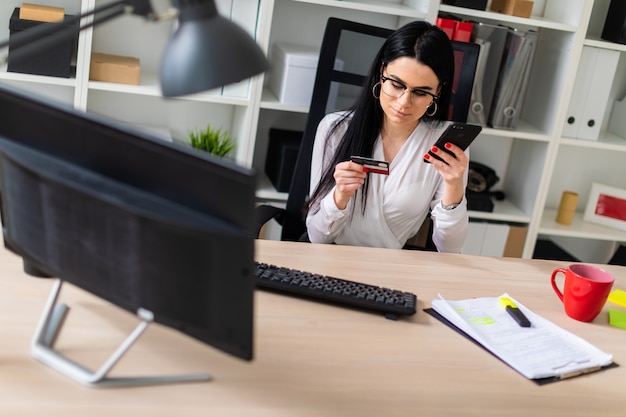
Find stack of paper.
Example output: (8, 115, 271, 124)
(430, 294, 613, 382)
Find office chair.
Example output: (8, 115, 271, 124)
(256, 18, 479, 248)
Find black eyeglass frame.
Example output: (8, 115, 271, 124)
(379, 74, 440, 103)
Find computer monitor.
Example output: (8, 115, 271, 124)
(0, 84, 256, 385)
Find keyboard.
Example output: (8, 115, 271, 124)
(254, 262, 417, 318)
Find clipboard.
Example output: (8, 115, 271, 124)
(425, 294, 618, 385)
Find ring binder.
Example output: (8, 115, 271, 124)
(488, 28, 539, 130)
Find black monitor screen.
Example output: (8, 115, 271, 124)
(0, 85, 256, 361)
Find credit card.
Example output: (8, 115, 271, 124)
(350, 156, 390, 175)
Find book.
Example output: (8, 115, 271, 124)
(428, 293, 614, 383)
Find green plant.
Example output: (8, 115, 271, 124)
(188, 124, 236, 157)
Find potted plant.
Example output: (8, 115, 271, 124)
(187, 124, 236, 158)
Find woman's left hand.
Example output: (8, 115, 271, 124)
(423, 142, 467, 206)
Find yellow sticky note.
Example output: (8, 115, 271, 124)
(608, 289, 626, 308)
(608, 309, 626, 330)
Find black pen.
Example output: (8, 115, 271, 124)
(499, 297, 531, 327)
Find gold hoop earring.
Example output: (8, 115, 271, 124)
(426, 101, 438, 117)
(372, 83, 381, 99)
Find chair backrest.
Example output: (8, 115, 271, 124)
(280, 18, 392, 241)
(280, 17, 479, 242)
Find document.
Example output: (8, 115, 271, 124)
(429, 294, 614, 382)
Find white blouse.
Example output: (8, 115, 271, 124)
(305, 112, 468, 252)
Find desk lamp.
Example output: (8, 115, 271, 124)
(0, 0, 269, 97)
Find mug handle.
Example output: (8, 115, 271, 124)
(551, 268, 567, 302)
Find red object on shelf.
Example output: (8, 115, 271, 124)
(436, 17, 455, 39)
(595, 194, 626, 222)
(453, 21, 473, 42)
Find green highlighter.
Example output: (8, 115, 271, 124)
(607, 290, 626, 329)
(608, 309, 626, 329)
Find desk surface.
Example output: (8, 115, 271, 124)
(0, 239, 625, 416)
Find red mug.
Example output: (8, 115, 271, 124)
(551, 264, 614, 322)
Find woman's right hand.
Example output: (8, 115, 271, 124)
(332, 161, 366, 210)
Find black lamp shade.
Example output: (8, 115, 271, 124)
(160, 2, 268, 97)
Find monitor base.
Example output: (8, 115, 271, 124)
(31, 279, 212, 387)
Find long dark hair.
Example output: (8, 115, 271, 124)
(306, 20, 454, 215)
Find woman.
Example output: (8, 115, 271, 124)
(305, 20, 468, 252)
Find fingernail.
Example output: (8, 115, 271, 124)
(445, 142, 452, 149)
(423, 153, 430, 160)
(431, 146, 438, 153)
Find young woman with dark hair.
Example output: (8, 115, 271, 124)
(305, 20, 469, 252)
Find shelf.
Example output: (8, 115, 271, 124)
(480, 121, 552, 142)
(539, 209, 626, 242)
(438, 5, 578, 32)
(256, 172, 289, 201)
(584, 36, 626, 52)
(260, 88, 309, 113)
(88, 75, 250, 106)
(0, 71, 76, 87)
(291, 0, 429, 19)
(560, 132, 626, 152)
(469, 199, 530, 223)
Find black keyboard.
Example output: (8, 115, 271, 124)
(254, 262, 417, 318)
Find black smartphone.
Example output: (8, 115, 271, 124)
(350, 156, 390, 175)
(424, 122, 482, 164)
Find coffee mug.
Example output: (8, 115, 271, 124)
(551, 264, 614, 322)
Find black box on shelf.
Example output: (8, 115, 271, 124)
(533, 239, 580, 262)
(265, 128, 302, 192)
(601, 0, 626, 45)
(609, 245, 626, 266)
(441, 0, 488, 10)
(8, 8, 77, 78)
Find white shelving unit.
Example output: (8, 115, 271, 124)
(1, 0, 624, 262)
(535, 0, 626, 262)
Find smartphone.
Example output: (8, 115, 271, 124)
(424, 122, 482, 164)
(350, 156, 390, 175)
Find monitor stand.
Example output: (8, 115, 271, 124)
(30, 279, 212, 387)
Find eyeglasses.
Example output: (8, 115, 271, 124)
(380, 75, 439, 108)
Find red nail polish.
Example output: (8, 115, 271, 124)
(423, 153, 430, 160)
(445, 142, 452, 149)
(431, 146, 438, 153)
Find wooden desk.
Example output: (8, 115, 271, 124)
(0, 239, 624, 416)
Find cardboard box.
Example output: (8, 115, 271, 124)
(490, 0, 534, 18)
(19, 3, 65, 22)
(90, 52, 141, 85)
(269, 43, 343, 107)
(8, 8, 76, 78)
(503, 226, 528, 258)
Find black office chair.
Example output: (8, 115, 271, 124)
(256, 18, 392, 242)
(256, 18, 479, 247)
